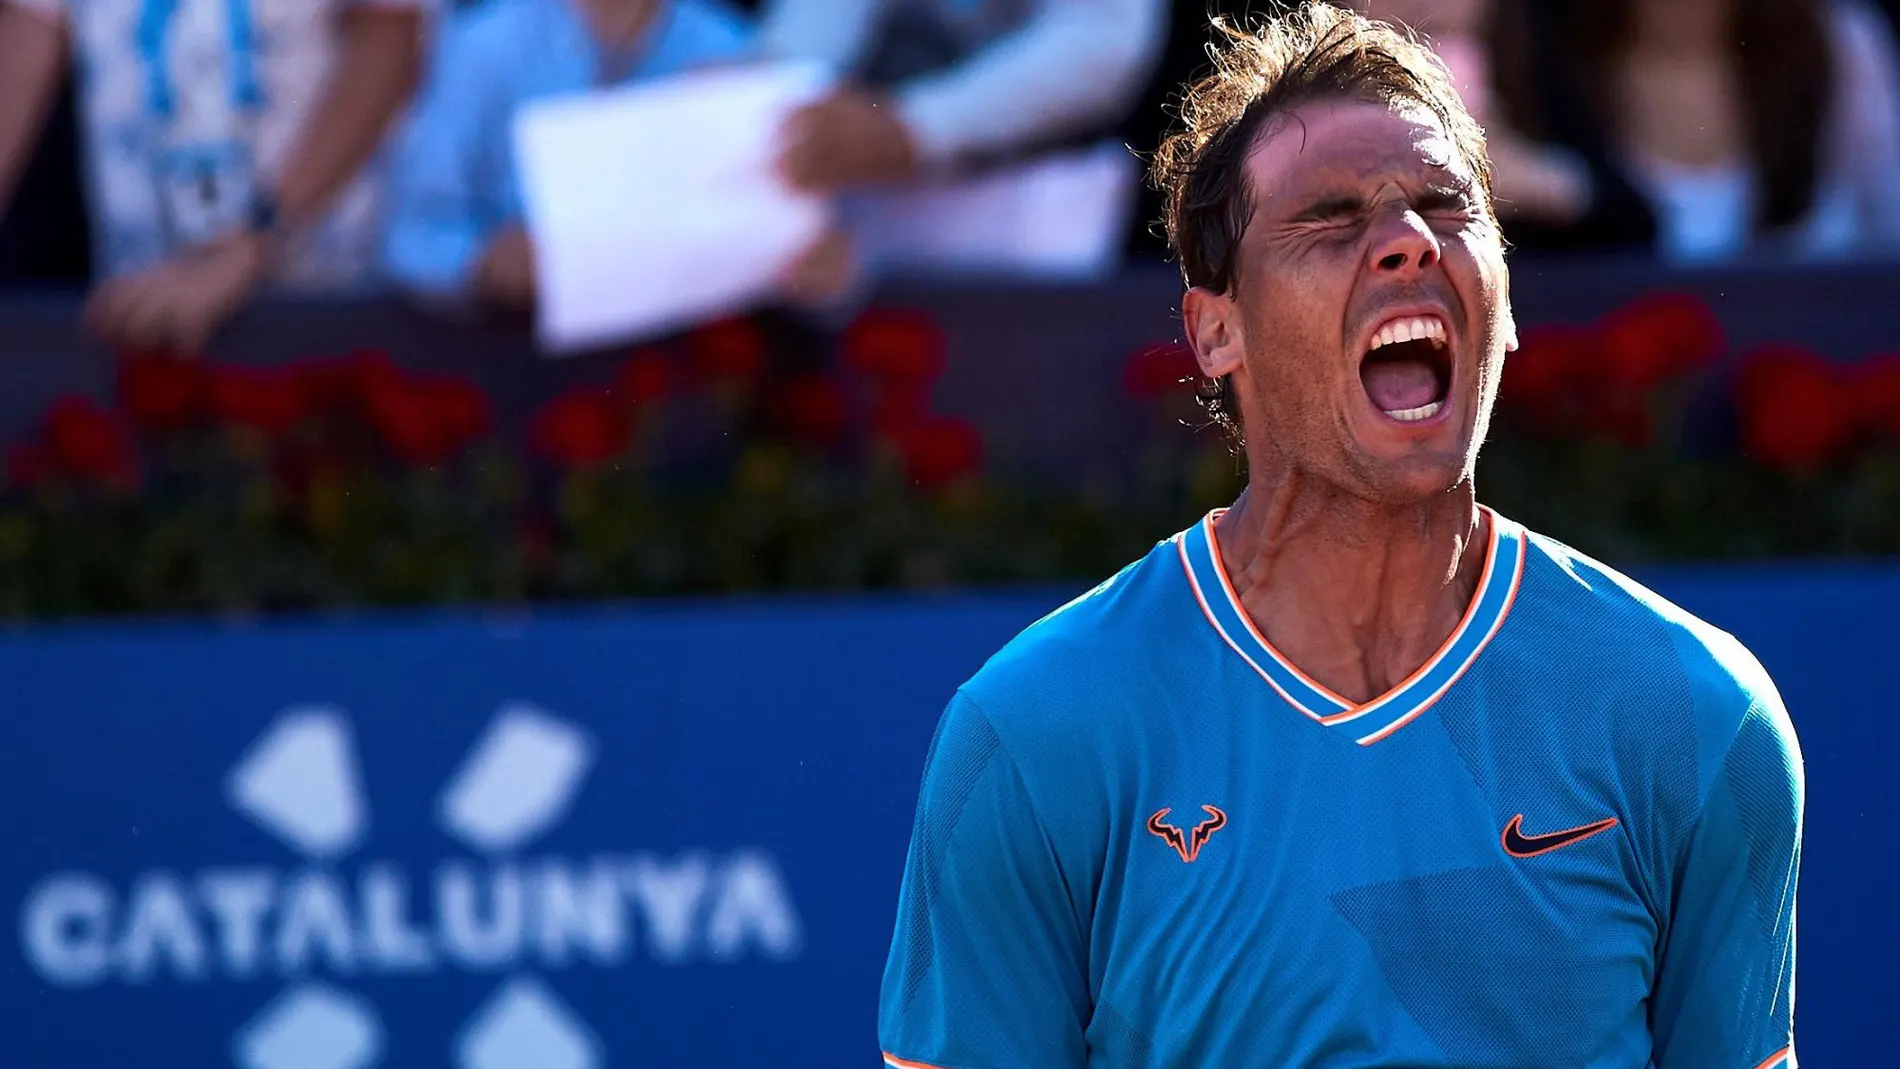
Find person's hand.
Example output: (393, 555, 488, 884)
(474, 224, 537, 308)
(82, 232, 272, 354)
(778, 226, 860, 309)
(777, 88, 921, 194)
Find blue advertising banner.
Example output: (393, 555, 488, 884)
(1, 571, 1894, 1067)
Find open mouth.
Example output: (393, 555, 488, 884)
(1359, 315, 1451, 423)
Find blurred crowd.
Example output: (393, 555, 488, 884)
(0, 0, 1898, 355)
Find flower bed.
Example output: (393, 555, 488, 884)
(1, 294, 1893, 618)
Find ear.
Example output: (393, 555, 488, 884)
(1182, 287, 1247, 379)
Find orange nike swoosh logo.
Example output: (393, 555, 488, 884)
(1500, 813, 1620, 858)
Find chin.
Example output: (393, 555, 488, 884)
(1345, 443, 1476, 505)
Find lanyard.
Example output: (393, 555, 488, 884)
(136, 0, 264, 120)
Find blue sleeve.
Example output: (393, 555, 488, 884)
(1650, 688, 1803, 1069)
(878, 692, 1089, 1069)
(381, 11, 515, 295)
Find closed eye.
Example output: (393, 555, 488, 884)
(1296, 195, 1366, 224)
(1416, 187, 1473, 216)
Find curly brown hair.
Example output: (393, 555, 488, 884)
(1149, 2, 1495, 438)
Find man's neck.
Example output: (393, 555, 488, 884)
(1213, 473, 1487, 706)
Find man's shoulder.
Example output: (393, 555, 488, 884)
(1518, 525, 1788, 743)
(958, 535, 1191, 739)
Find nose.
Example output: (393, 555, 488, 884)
(1368, 207, 1441, 277)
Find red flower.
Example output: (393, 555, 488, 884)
(776, 373, 850, 448)
(42, 396, 138, 487)
(418, 374, 493, 454)
(1734, 345, 1857, 472)
(617, 348, 674, 406)
(118, 350, 202, 431)
(360, 371, 490, 467)
(1500, 324, 1594, 419)
(687, 318, 767, 384)
(329, 347, 404, 414)
(287, 352, 367, 411)
(531, 387, 630, 470)
(897, 415, 983, 489)
(842, 308, 946, 385)
(206, 364, 307, 434)
(1853, 354, 1900, 437)
(362, 381, 438, 466)
(1121, 341, 1200, 400)
(1599, 292, 1723, 393)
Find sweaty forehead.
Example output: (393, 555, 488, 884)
(1245, 99, 1464, 208)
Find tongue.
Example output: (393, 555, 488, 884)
(1362, 358, 1440, 412)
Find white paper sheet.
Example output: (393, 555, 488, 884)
(850, 141, 1139, 280)
(512, 62, 834, 354)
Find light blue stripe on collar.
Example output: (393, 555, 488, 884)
(1176, 507, 1527, 745)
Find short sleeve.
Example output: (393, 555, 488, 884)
(1650, 685, 1804, 1069)
(878, 692, 1089, 1069)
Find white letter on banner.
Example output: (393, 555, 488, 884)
(118, 872, 208, 982)
(198, 869, 276, 978)
(20, 873, 116, 987)
(437, 861, 523, 969)
(621, 853, 710, 963)
(275, 871, 358, 974)
(531, 857, 626, 967)
(705, 852, 804, 961)
(360, 864, 435, 972)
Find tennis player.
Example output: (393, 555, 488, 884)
(877, 5, 1803, 1068)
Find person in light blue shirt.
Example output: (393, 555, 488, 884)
(382, 0, 757, 307)
(879, 7, 1801, 1069)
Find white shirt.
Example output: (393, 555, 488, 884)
(11, 0, 433, 289)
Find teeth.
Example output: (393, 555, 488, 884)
(1384, 401, 1444, 423)
(1369, 316, 1448, 351)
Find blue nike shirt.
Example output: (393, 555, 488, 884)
(878, 509, 1802, 1069)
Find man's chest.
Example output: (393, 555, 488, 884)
(1080, 704, 1663, 1067)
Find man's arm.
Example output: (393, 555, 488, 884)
(82, 2, 426, 352)
(270, 3, 426, 230)
(894, 0, 1168, 165)
(776, 0, 1167, 193)
(1650, 683, 1803, 1069)
(0, 2, 67, 218)
(879, 691, 1089, 1069)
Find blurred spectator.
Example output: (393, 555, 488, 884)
(764, 0, 1168, 187)
(1492, 0, 1900, 262)
(1351, 0, 1594, 228)
(0, 0, 429, 351)
(761, 0, 1168, 280)
(384, 0, 851, 311)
